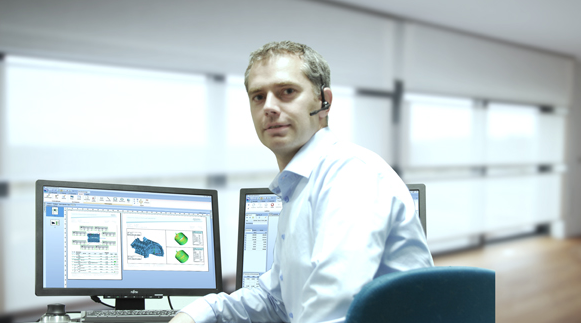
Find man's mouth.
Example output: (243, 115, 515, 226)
(266, 124, 289, 130)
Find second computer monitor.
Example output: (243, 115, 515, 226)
(235, 184, 426, 290)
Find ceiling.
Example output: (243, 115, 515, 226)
(323, 0, 581, 60)
(1, 0, 579, 66)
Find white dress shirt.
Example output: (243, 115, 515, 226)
(180, 127, 433, 323)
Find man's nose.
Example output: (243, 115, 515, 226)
(264, 92, 280, 115)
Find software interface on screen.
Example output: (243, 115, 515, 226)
(409, 189, 420, 219)
(240, 190, 421, 289)
(42, 185, 218, 290)
(241, 193, 282, 288)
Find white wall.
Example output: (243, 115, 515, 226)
(402, 22, 575, 106)
(0, 0, 396, 91)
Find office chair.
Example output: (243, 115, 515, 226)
(346, 266, 495, 323)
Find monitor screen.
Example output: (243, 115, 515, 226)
(36, 180, 222, 309)
(406, 183, 427, 236)
(236, 185, 426, 290)
(236, 189, 282, 289)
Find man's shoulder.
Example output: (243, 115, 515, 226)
(319, 140, 393, 174)
(330, 140, 388, 164)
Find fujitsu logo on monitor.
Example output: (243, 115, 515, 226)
(130, 290, 138, 294)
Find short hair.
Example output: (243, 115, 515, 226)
(244, 41, 331, 95)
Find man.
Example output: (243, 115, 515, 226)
(171, 41, 433, 323)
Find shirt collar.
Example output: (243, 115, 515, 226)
(284, 127, 337, 178)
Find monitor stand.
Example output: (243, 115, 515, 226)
(115, 298, 145, 310)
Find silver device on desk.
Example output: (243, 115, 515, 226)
(40, 304, 71, 323)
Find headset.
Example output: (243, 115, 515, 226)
(309, 84, 330, 116)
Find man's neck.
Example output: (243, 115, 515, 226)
(274, 127, 326, 171)
(276, 151, 298, 172)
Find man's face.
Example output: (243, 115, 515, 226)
(246, 54, 327, 166)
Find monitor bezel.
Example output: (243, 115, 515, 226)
(406, 183, 427, 236)
(235, 188, 273, 290)
(35, 179, 223, 298)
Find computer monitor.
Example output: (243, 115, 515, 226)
(36, 180, 223, 310)
(235, 188, 281, 289)
(235, 184, 426, 290)
(406, 183, 427, 236)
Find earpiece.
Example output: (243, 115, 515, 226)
(309, 84, 330, 116)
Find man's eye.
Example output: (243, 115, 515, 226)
(253, 94, 264, 101)
(283, 88, 295, 95)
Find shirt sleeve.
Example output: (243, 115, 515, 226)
(295, 156, 433, 322)
(179, 281, 289, 323)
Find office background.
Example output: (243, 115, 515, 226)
(0, 0, 580, 321)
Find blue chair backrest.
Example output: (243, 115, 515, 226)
(346, 266, 495, 323)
